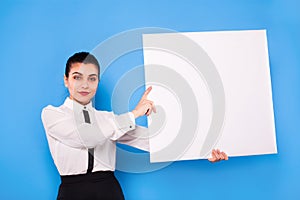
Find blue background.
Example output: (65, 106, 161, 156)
(1, 0, 299, 199)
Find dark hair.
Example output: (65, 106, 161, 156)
(65, 52, 100, 78)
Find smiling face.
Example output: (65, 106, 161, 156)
(64, 62, 99, 105)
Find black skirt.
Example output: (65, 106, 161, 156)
(57, 171, 125, 200)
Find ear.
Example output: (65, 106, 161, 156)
(64, 75, 68, 88)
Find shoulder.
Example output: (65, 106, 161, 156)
(41, 104, 66, 124)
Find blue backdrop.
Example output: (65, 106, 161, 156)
(1, 0, 299, 199)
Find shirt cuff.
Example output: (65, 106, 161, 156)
(114, 112, 136, 134)
(128, 112, 136, 125)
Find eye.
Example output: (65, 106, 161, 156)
(89, 77, 97, 82)
(73, 75, 81, 80)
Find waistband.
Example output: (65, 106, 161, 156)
(60, 171, 114, 184)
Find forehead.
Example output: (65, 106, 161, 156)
(70, 62, 99, 75)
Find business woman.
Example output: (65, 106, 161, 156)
(41, 52, 228, 200)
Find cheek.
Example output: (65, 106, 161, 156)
(70, 79, 82, 90)
(67, 80, 77, 92)
(90, 82, 98, 93)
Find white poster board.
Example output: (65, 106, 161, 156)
(142, 30, 277, 163)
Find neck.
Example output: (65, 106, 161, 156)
(69, 96, 90, 106)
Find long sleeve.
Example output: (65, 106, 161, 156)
(99, 111, 136, 141)
(100, 111, 149, 151)
(117, 125, 150, 152)
(41, 105, 94, 148)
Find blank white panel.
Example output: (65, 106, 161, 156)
(143, 30, 277, 163)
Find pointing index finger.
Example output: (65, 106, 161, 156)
(142, 86, 152, 99)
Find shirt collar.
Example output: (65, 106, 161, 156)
(64, 97, 94, 113)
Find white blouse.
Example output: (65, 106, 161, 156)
(41, 97, 149, 176)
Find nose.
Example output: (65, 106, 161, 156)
(81, 81, 89, 89)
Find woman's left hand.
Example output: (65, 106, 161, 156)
(208, 149, 229, 163)
(132, 86, 156, 118)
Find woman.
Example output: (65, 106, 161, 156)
(41, 52, 228, 200)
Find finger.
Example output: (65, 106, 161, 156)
(211, 149, 216, 156)
(146, 108, 152, 116)
(215, 149, 224, 160)
(145, 104, 153, 115)
(219, 153, 225, 160)
(152, 104, 157, 113)
(145, 100, 154, 105)
(214, 150, 221, 160)
(211, 149, 216, 155)
(209, 150, 216, 162)
(216, 149, 224, 160)
(212, 150, 218, 160)
(146, 101, 156, 113)
(145, 101, 156, 115)
(209, 150, 217, 162)
(145, 109, 150, 115)
(222, 152, 229, 160)
(141, 86, 152, 99)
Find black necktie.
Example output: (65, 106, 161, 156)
(83, 109, 91, 123)
(83, 108, 94, 173)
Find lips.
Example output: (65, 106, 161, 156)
(78, 91, 90, 96)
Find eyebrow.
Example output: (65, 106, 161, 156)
(72, 72, 98, 77)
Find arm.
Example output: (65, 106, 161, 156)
(111, 87, 155, 150)
(117, 125, 149, 152)
(41, 106, 84, 148)
(41, 106, 104, 148)
(106, 111, 136, 141)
